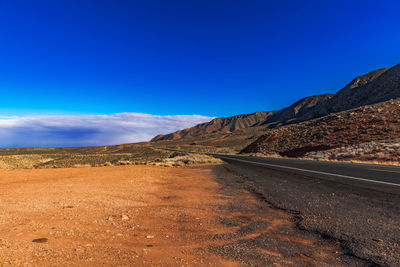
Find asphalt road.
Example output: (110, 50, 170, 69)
(213, 154, 400, 265)
(213, 154, 400, 189)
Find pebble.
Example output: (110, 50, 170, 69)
(75, 248, 85, 254)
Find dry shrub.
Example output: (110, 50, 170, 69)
(116, 160, 134, 165)
(0, 155, 54, 169)
(151, 153, 222, 167)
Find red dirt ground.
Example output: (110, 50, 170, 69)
(0, 165, 349, 266)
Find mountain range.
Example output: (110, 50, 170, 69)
(152, 63, 400, 142)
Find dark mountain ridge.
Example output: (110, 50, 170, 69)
(152, 63, 400, 142)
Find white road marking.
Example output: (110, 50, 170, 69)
(218, 156, 400, 188)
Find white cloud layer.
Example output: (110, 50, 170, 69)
(0, 113, 213, 148)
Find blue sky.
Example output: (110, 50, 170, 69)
(1, 0, 399, 117)
(0, 0, 399, 147)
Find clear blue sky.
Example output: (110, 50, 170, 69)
(1, 0, 400, 117)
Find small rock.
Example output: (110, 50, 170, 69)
(32, 238, 48, 243)
(146, 235, 154, 239)
(121, 215, 129, 221)
(75, 248, 85, 254)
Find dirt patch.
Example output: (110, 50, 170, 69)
(0, 164, 360, 266)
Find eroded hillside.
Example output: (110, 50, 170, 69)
(242, 99, 400, 162)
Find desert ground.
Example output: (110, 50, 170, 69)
(0, 164, 363, 266)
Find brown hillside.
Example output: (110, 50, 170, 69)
(152, 63, 400, 142)
(151, 111, 273, 141)
(262, 93, 334, 127)
(242, 99, 400, 159)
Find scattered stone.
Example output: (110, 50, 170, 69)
(32, 238, 48, 243)
(121, 215, 129, 220)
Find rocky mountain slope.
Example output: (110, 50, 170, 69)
(262, 93, 334, 127)
(152, 63, 400, 141)
(242, 99, 400, 161)
(151, 111, 273, 141)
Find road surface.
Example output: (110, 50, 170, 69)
(213, 154, 400, 266)
(214, 154, 400, 190)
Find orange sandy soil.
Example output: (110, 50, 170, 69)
(0, 165, 345, 266)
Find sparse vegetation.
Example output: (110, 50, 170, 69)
(0, 155, 54, 169)
(304, 139, 400, 165)
(0, 144, 222, 170)
(150, 153, 222, 167)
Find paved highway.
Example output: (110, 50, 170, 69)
(212, 154, 400, 265)
(213, 154, 400, 187)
